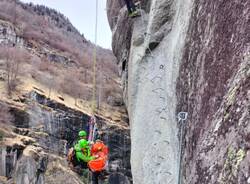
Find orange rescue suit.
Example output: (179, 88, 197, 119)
(88, 141, 108, 172)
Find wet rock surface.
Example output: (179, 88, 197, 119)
(0, 91, 131, 184)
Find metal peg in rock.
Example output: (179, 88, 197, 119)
(178, 112, 188, 122)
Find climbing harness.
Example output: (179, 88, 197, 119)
(177, 112, 188, 184)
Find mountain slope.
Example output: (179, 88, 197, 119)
(0, 0, 125, 120)
(0, 0, 131, 183)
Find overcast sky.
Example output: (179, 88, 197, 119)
(20, 0, 112, 49)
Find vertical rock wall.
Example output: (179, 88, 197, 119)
(177, 0, 250, 183)
(108, 0, 249, 183)
(108, 0, 193, 183)
(0, 20, 24, 46)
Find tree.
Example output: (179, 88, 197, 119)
(37, 73, 56, 98)
(60, 72, 82, 105)
(0, 46, 30, 96)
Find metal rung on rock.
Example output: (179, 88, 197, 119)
(178, 112, 188, 122)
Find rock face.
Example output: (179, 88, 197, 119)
(177, 1, 249, 183)
(107, 0, 249, 183)
(0, 91, 131, 184)
(0, 144, 83, 184)
(0, 20, 24, 46)
(108, 0, 193, 183)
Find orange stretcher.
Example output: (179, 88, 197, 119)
(88, 141, 108, 172)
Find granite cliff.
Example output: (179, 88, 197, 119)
(107, 0, 249, 183)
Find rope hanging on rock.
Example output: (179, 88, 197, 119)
(87, 0, 99, 145)
(88, 0, 99, 144)
(86, 2, 99, 183)
(91, 0, 99, 114)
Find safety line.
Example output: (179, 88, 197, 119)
(91, 0, 99, 114)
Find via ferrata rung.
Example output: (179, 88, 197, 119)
(178, 112, 188, 122)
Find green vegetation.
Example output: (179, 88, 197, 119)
(226, 86, 238, 107)
(219, 147, 246, 184)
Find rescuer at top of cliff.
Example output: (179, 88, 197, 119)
(123, 0, 140, 17)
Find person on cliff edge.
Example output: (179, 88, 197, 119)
(68, 130, 95, 176)
(74, 130, 95, 164)
(74, 130, 100, 181)
(75, 132, 107, 184)
(123, 0, 140, 17)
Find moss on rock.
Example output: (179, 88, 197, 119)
(219, 147, 246, 184)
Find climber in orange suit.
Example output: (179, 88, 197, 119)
(88, 139, 108, 171)
(88, 140, 109, 184)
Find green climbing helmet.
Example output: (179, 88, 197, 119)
(78, 130, 87, 137)
(79, 139, 89, 148)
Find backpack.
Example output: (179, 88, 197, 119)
(67, 148, 76, 166)
(67, 147, 88, 171)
